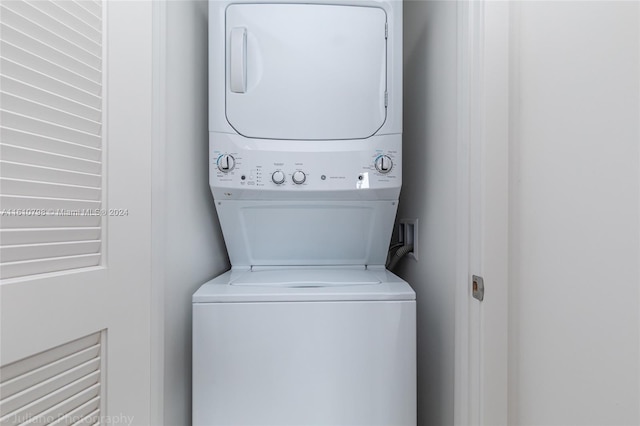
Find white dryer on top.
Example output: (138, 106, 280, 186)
(208, 0, 404, 268)
(209, 0, 402, 142)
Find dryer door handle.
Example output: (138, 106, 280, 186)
(230, 27, 247, 93)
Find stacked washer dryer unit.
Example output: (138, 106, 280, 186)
(193, 0, 415, 425)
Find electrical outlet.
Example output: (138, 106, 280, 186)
(398, 219, 418, 261)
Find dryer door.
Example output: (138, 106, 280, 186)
(225, 4, 387, 140)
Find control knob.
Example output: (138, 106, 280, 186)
(375, 155, 393, 174)
(217, 154, 235, 173)
(292, 171, 306, 184)
(272, 170, 286, 184)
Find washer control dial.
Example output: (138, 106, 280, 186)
(292, 171, 306, 184)
(375, 155, 393, 174)
(272, 170, 286, 184)
(217, 154, 235, 173)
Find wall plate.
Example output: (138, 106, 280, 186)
(398, 219, 418, 261)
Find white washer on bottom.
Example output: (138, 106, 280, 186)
(193, 266, 416, 426)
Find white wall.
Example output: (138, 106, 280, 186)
(397, 1, 458, 424)
(508, 2, 640, 424)
(156, 2, 229, 425)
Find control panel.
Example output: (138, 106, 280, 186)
(210, 133, 402, 200)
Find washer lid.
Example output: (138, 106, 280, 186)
(216, 200, 398, 268)
(193, 267, 415, 303)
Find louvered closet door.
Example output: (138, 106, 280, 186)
(0, 0, 103, 279)
(0, 2, 153, 425)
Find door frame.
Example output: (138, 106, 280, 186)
(150, 1, 167, 425)
(454, 1, 510, 425)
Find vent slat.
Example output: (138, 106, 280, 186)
(0, 253, 101, 279)
(1, 1, 101, 56)
(1, 24, 101, 83)
(28, 1, 101, 44)
(1, 41, 101, 95)
(0, 144, 101, 175)
(0, 94, 101, 136)
(0, 228, 101, 245)
(73, 1, 102, 20)
(0, 178, 100, 201)
(1, 240, 101, 263)
(0, 6, 101, 69)
(0, 335, 99, 382)
(0, 381, 100, 426)
(0, 360, 100, 415)
(1, 76, 102, 123)
(1, 112, 101, 148)
(55, 1, 101, 31)
(0, 161, 101, 188)
(0, 333, 102, 426)
(0, 345, 100, 399)
(1, 58, 101, 109)
(1, 128, 101, 162)
(0, 195, 100, 211)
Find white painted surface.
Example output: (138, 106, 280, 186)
(507, 2, 640, 424)
(154, 2, 230, 425)
(460, 2, 511, 425)
(193, 293, 416, 425)
(103, 3, 154, 423)
(1, 2, 155, 424)
(396, 1, 457, 424)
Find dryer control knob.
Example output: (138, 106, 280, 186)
(292, 171, 306, 184)
(272, 170, 286, 185)
(375, 155, 393, 174)
(217, 154, 235, 173)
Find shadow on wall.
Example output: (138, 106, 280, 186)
(161, 1, 230, 425)
(395, 1, 458, 425)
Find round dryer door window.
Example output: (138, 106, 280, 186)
(225, 4, 387, 141)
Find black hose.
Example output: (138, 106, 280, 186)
(387, 244, 414, 271)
